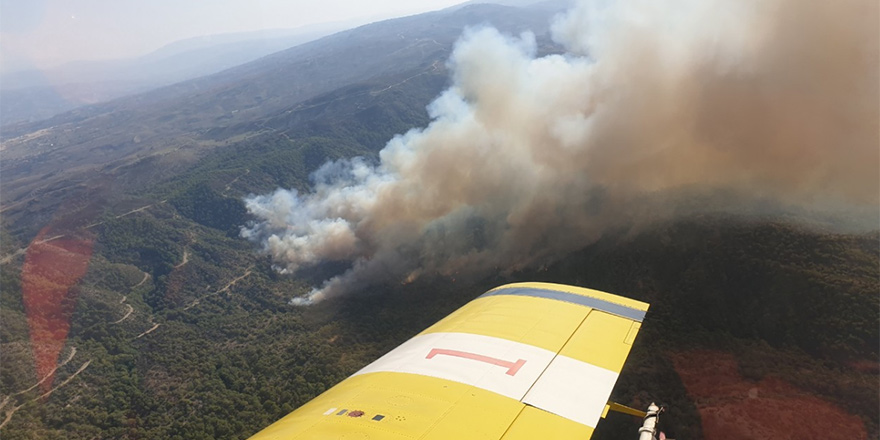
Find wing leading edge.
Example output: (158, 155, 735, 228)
(248, 282, 650, 440)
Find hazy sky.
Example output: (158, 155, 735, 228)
(0, 0, 468, 73)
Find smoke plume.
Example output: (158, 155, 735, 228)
(243, 0, 879, 305)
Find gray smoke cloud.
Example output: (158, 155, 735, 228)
(242, 0, 879, 305)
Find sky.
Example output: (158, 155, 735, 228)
(0, 0, 468, 73)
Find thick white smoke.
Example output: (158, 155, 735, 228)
(243, 0, 879, 305)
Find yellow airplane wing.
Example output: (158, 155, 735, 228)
(249, 282, 649, 440)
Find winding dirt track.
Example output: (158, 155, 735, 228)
(223, 168, 250, 195)
(1, 202, 163, 265)
(112, 304, 134, 324)
(0, 347, 77, 410)
(135, 323, 161, 339)
(37, 361, 90, 401)
(0, 248, 25, 265)
(183, 267, 253, 310)
(0, 199, 253, 430)
(0, 353, 88, 430)
(84, 201, 166, 229)
(0, 202, 173, 430)
(114, 267, 154, 325)
(174, 249, 189, 269)
(0, 234, 65, 264)
(133, 272, 150, 288)
(215, 269, 252, 295)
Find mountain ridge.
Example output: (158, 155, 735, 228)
(0, 3, 561, 240)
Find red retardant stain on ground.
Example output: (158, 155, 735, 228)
(672, 350, 866, 440)
(21, 228, 94, 394)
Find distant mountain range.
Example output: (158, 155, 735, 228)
(0, 2, 565, 235)
(0, 1, 573, 127)
(0, 23, 345, 125)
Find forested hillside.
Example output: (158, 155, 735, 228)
(1, 211, 876, 439)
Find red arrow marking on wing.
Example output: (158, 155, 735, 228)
(426, 348, 527, 376)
